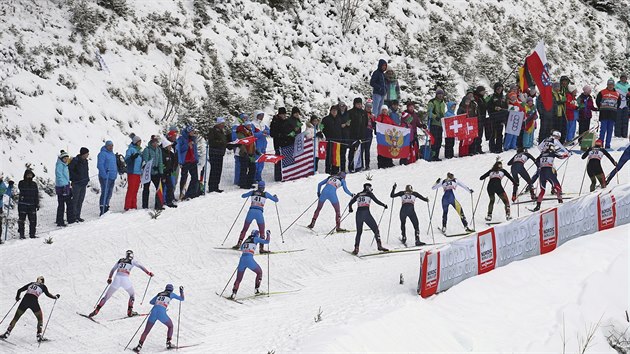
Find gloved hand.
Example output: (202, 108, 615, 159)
(511, 195, 517, 202)
(469, 189, 474, 194)
(424, 197, 429, 203)
(348, 207, 353, 213)
(15, 296, 20, 302)
(392, 183, 397, 189)
(107, 278, 112, 284)
(55, 294, 61, 299)
(131, 153, 139, 159)
(436, 178, 441, 184)
(148, 272, 154, 277)
(384, 205, 388, 209)
(273, 195, 278, 199)
(317, 192, 320, 198)
(179, 286, 184, 292)
(36, 207, 40, 211)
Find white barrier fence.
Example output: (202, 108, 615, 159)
(417, 183, 630, 297)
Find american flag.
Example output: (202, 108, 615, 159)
(281, 138, 314, 182)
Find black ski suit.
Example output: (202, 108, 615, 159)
(507, 152, 536, 198)
(348, 190, 387, 248)
(390, 187, 428, 242)
(480, 168, 516, 217)
(5, 282, 57, 336)
(582, 147, 616, 192)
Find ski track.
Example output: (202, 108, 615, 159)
(1, 142, 629, 353)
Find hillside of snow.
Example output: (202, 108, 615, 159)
(1, 0, 629, 185)
(0, 144, 629, 353)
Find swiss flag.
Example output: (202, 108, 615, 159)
(463, 116, 478, 142)
(317, 141, 327, 159)
(230, 137, 257, 145)
(441, 114, 468, 139)
(256, 154, 284, 164)
(525, 41, 553, 111)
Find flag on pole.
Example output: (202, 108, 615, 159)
(518, 63, 535, 92)
(156, 180, 164, 206)
(463, 116, 479, 142)
(256, 154, 284, 164)
(280, 139, 315, 182)
(230, 137, 257, 145)
(375, 122, 411, 159)
(331, 142, 341, 167)
(317, 141, 327, 159)
(353, 144, 362, 170)
(525, 41, 553, 111)
(441, 114, 469, 139)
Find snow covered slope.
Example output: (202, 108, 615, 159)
(0, 145, 628, 353)
(1, 0, 629, 184)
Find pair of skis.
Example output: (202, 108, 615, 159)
(216, 289, 301, 304)
(213, 247, 305, 255)
(77, 312, 148, 324)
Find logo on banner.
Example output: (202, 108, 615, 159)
(293, 133, 305, 157)
(541, 64, 552, 86)
(597, 193, 616, 231)
(539, 208, 558, 254)
(141, 159, 153, 185)
(384, 127, 404, 157)
(476, 229, 496, 275)
(420, 252, 440, 298)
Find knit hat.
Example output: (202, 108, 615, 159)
(607, 78, 615, 85)
(161, 136, 172, 148)
(621, 73, 628, 79)
(475, 85, 486, 93)
(105, 140, 113, 147)
(583, 85, 592, 93)
(365, 98, 373, 107)
(278, 107, 287, 115)
(167, 130, 177, 140)
(507, 92, 517, 100)
(338, 101, 347, 108)
(59, 150, 69, 159)
(291, 107, 301, 115)
(526, 97, 534, 103)
(132, 135, 142, 144)
(216, 117, 226, 125)
(80, 147, 89, 155)
(435, 89, 445, 95)
(380, 105, 389, 112)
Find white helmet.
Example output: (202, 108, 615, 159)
(551, 131, 561, 139)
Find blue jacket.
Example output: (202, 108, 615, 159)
(0, 181, 13, 209)
(176, 126, 198, 164)
(142, 144, 164, 175)
(55, 158, 70, 187)
(253, 125, 269, 156)
(97, 146, 118, 180)
(370, 59, 388, 96)
(125, 143, 143, 175)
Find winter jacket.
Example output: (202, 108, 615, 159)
(55, 158, 70, 187)
(369, 59, 388, 96)
(161, 147, 176, 175)
(375, 113, 398, 126)
(536, 94, 556, 120)
(68, 155, 90, 186)
(18, 170, 39, 208)
(565, 93, 578, 121)
(252, 121, 270, 155)
(347, 107, 368, 141)
(596, 88, 621, 120)
(142, 144, 164, 176)
(125, 143, 143, 175)
(0, 181, 13, 209)
(321, 113, 344, 141)
(486, 93, 508, 124)
(385, 78, 400, 102)
(474, 93, 488, 119)
(616, 81, 630, 109)
(552, 90, 567, 118)
(236, 123, 256, 158)
(97, 145, 118, 180)
(207, 126, 230, 152)
(270, 115, 293, 149)
(427, 98, 446, 126)
(403, 110, 423, 141)
(578, 94, 597, 120)
(177, 126, 199, 164)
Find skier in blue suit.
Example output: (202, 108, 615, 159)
(307, 172, 353, 231)
(607, 142, 630, 184)
(233, 181, 278, 252)
(132, 284, 184, 353)
(230, 230, 271, 299)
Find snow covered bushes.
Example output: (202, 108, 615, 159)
(69, 0, 105, 36)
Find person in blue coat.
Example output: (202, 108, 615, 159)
(307, 172, 353, 231)
(176, 126, 199, 199)
(55, 150, 74, 226)
(132, 284, 184, 353)
(97, 141, 118, 215)
(370, 59, 388, 117)
(0, 177, 14, 243)
(232, 181, 278, 252)
(253, 111, 270, 182)
(230, 230, 270, 299)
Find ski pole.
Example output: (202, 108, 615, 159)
(124, 312, 149, 350)
(176, 293, 182, 350)
(282, 198, 318, 235)
(371, 207, 387, 247)
(324, 204, 349, 238)
(220, 197, 249, 246)
(140, 276, 152, 305)
(0, 300, 18, 325)
(274, 203, 284, 243)
(267, 246, 270, 298)
(219, 266, 238, 298)
(560, 154, 572, 187)
(470, 191, 476, 231)
(38, 298, 57, 347)
(93, 284, 109, 309)
(579, 164, 588, 196)
(426, 188, 438, 235)
(426, 201, 435, 244)
(473, 178, 486, 217)
(386, 197, 394, 243)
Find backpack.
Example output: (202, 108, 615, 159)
(115, 153, 127, 175)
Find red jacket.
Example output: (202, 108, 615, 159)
(566, 93, 578, 121)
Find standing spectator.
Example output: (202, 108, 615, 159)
(504, 92, 523, 151)
(97, 140, 117, 216)
(403, 101, 424, 162)
(427, 89, 447, 161)
(552, 82, 567, 143)
(615, 73, 629, 138)
(370, 59, 388, 117)
(565, 85, 579, 141)
(17, 169, 38, 239)
(236, 117, 256, 189)
(487, 82, 508, 153)
(177, 126, 199, 199)
(384, 69, 400, 108)
(348, 97, 368, 172)
(68, 147, 89, 222)
(473, 86, 488, 154)
(124, 135, 143, 210)
(207, 117, 229, 193)
(55, 150, 73, 227)
(270, 107, 290, 181)
(321, 106, 344, 174)
(364, 99, 375, 169)
(457, 91, 478, 156)
(142, 136, 164, 209)
(443, 101, 457, 158)
(287, 107, 304, 142)
(161, 139, 177, 208)
(164, 129, 179, 201)
(596, 78, 622, 149)
(577, 86, 598, 138)
(375, 105, 396, 168)
(522, 97, 538, 148)
(338, 102, 350, 172)
(537, 85, 556, 143)
(0, 177, 14, 242)
(252, 111, 270, 182)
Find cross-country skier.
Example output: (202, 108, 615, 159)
(390, 184, 429, 246)
(232, 181, 278, 253)
(230, 230, 271, 299)
(307, 172, 353, 231)
(132, 284, 184, 353)
(89, 250, 153, 318)
(538, 130, 569, 156)
(432, 173, 474, 234)
(531, 145, 568, 211)
(606, 139, 629, 184)
(582, 139, 616, 192)
(479, 161, 517, 221)
(507, 148, 537, 201)
(0, 276, 59, 342)
(348, 183, 389, 255)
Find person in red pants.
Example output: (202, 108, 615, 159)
(124, 134, 143, 210)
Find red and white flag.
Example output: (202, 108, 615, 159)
(525, 41, 553, 111)
(463, 116, 478, 142)
(441, 114, 468, 139)
(230, 137, 257, 145)
(256, 154, 284, 164)
(317, 141, 327, 159)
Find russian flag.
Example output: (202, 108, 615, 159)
(375, 122, 411, 159)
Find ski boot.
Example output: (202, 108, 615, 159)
(438, 226, 446, 234)
(484, 215, 492, 222)
(376, 237, 389, 252)
(465, 227, 474, 233)
(335, 227, 348, 232)
(511, 194, 517, 202)
(255, 288, 262, 295)
(228, 291, 237, 300)
(231, 241, 242, 250)
(351, 246, 359, 255)
(259, 245, 270, 254)
(0, 329, 11, 339)
(506, 214, 512, 221)
(400, 235, 407, 245)
(128, 307, 138, 317)
(37, 333, 44, 342)
(415, 239, 426, 247)
(531, 202, 541, 212)
(307, 219, 316, 229)
(166, 340, 173, 349)
(88, 306, 101, 318)
(132, 343, 142, 353)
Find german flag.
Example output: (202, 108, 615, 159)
(331, 142, 341, 167)
(156, 180, 164, 206)
(518, 63, 535, 92)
